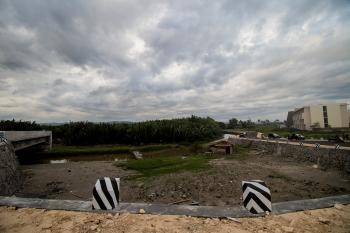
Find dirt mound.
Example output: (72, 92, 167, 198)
(1, 205, 350, 233)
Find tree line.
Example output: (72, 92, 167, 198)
(216, 118, 256, 129)
(0, 119, 42, 131)
(0, 116, 222, 145)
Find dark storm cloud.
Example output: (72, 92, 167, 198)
(0, 0, 349, 122)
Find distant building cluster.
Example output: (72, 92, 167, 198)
(287, 103, 350, 130)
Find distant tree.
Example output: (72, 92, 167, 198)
(216, 121, 226, 129)
(238, 119, 255, 129)
(0, 119, 42, 131)
(246, 119, 255, 128)
(43, 116, 222, 145)
(228, 118, 239, 129)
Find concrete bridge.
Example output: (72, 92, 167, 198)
(0, 131, 52, 151)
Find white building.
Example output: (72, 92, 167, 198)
(289, 103, 350, 130)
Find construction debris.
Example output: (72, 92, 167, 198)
(132, 151, 143, 159)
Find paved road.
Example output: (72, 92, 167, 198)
(224, 134, 350, 151)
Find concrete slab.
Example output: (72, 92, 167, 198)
(1, 195, 349, 218)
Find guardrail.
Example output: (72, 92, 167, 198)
(227, 136, 350, 151)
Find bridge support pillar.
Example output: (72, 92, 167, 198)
(0, 141, 22, 196)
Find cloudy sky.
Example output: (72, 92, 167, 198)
(0, 0, 349, 123)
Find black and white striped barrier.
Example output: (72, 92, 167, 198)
(242, 180, 272, 214)
(92, 177, 120, 210)
(335, 144, 340, 150)
(0, 131, 6, 143)
(315, 143, 320, 149)
(0, 132, 9, 143)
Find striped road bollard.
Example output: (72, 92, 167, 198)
(315, 143, 321, 168)
(92, 177, 120, 210)
(242, 180, 272, 214)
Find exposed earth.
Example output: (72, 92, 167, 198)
(0, 205, 350, 233)
(15, 148, 350, 206)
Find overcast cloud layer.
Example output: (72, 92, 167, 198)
(0, 0, 350, 122)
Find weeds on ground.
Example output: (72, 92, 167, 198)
(117, 143, 254, 179)
(115, 155, 214, 178)
(44, 144, 178, 156)
(224, 144, 251, 160)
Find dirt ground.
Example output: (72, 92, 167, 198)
(15, 150, 350, 206)
(1, 205, 350, 233)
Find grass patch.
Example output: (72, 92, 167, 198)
(117, 155, 214, 178)
(137, 144, 175, 152)
(47, 145, 131, 156)
(45, 144, 178, 156)
(225, 144, 251, 160)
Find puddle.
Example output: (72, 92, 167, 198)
(18, 153, 130, 165)
(224, 134, 236, 139)
(50, 159, 68, 164)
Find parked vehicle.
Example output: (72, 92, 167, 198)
(239, 132, 246, 138)
(288, 133, 305, 140)
(328, 135, 344, 143)
(268, 133, 281, 139)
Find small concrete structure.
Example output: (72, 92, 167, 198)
(0, 131, 52, 151)
(132, 151, 143, 159)
(208, 139, 233, 155)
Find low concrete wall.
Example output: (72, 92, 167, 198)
(229, 138, 350, 173)
(0, 141, 22, 195)
(1, 195, 350, 217)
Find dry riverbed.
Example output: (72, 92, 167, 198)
(15, 149, 350, 206)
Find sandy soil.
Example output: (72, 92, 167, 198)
(1, 205, 350, 233)
(15, 151, 350, 206)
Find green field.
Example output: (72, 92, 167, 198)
(115, 143, 252, 178)
(33, 142, 252, 178)
(22, 142, 252, 175)
(45, 144, 177, 156)
(117, 155, 214, 178)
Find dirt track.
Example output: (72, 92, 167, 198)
(15, 150, 350, 206)
(1, 205, 350, 233)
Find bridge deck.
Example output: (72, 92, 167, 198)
(0, 131, 52, 151)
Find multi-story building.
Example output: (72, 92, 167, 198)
(288, 103, 350, 130)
